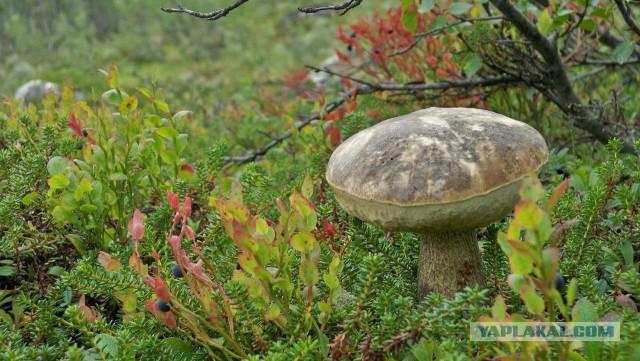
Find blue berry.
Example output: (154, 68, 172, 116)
(157, 300, 170, 312)
(555, 274, 566, 292)
(172, 264, 183, 278)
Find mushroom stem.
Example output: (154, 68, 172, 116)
(417, 229, 486, 299)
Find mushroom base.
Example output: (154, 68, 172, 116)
(418, 229, 486, 299)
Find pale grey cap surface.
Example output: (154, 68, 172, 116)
(326, 107, 548, 232)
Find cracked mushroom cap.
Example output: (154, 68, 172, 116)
(326, 107, 548, 232)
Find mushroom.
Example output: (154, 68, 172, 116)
(325, 107, 548, 299)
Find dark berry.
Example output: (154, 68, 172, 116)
(556, 164, 566, 176)
(157, 300, 170, 312)
(172, 264, 183, 278)
(555, 274, 566, 292)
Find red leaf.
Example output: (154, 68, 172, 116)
(67, 113, 83, 138)
(98, 251, 122, 272)
(327, 125, 341, 148)
(184, 197, 192, 217)
(78, 295, 101, 323)
(615, 294, 638, 312)
(169, 235, 181, 253)
(154, 276, 171, 301)
(128, 209, 145, 244)
(184, 225, 195, 240)
(180, 163, 195, 177)
(167, 191, 180, 212)
(324, 219, 336, 238)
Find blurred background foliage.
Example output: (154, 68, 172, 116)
(0, 0, 383, 114)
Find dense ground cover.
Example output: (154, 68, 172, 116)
(1, 0, 639, 360)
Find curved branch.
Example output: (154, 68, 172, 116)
(614, 0, 640, 36)
(162, 0, 365, 21)
(161, 0, 250, 21)
(299, 0, 363, 15)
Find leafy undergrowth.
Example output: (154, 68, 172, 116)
(0, 60, 638, 360)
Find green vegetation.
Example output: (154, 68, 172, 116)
(1, 0, 639, 360)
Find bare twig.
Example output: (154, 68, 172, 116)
(305, 65, 375, 87)
(162, 0, 365, 21)
(614, 0, 640, 36)
(299, 0, 363, 15)
(490, 0, 636, 153)
(392, 16, 504, 57)
(161, 0, 250, 21)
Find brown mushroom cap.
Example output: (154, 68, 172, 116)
(326, 107, 548, 232)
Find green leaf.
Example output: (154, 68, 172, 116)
(583, 341, 602, 361)
(79, 204, 98, 212)
(538, 9, 553, 35)
(151, 98, 170, 113)
(463, 53, 483, 77)
(621, 241, 634, 266)
(162, 337, 194, 359)
(109, 172, 128, 181)
(448, 3, 472, 15)
(578, 19, 596, 31)
(156, 127, 179, 139)
(175, 134, 188, 154)
(514, 199, 544, 228)
(520, 285, 545, 315)
(572, 298, 598, 322)
(144, 114, 163, 127)
(299, 259, 319, 286)
(419, 0, 434, 13)
(401, 0, 418, 32)
(66, 234, 86, 256)
(301, 173, 314, 198)
(172, 110, 191, 122)
(47, 156, 69, 175)
(21, 192, 39, 205)
(430, 15, 447, 31)
(47, 266, 66, 276)
(492, 295, 507, 320)
(123, 294, 137, 314)
(613, 42, 635, 64)
(136, 87, 153, 99)
(74, 178, 93, 201)
(323, 273, 340, 289)
(566, 278, 577, 306)
(510, 249, 533, 275)
(108, 62, 119, 89)
(160, 150, 180, 165)
(0, 266, 15, 277)
(48, 174, 70, 189)
(101, 89, 121, 105)
(119, 95, 138, 116)
(567, 351, 588, 361)
(95, 333, 120, 359)
(291, 232, 316, 252)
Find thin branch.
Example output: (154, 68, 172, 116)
(490, 0, 636, 153)
(614, 0, 640, 36)
(161, 0, 250, 21)
(223, 93, 347, 165)
(305, 65, 375, 87)
(222, 75, 519, 165)
(392, 16, 504, 57)
(299, 0, 363, 15)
